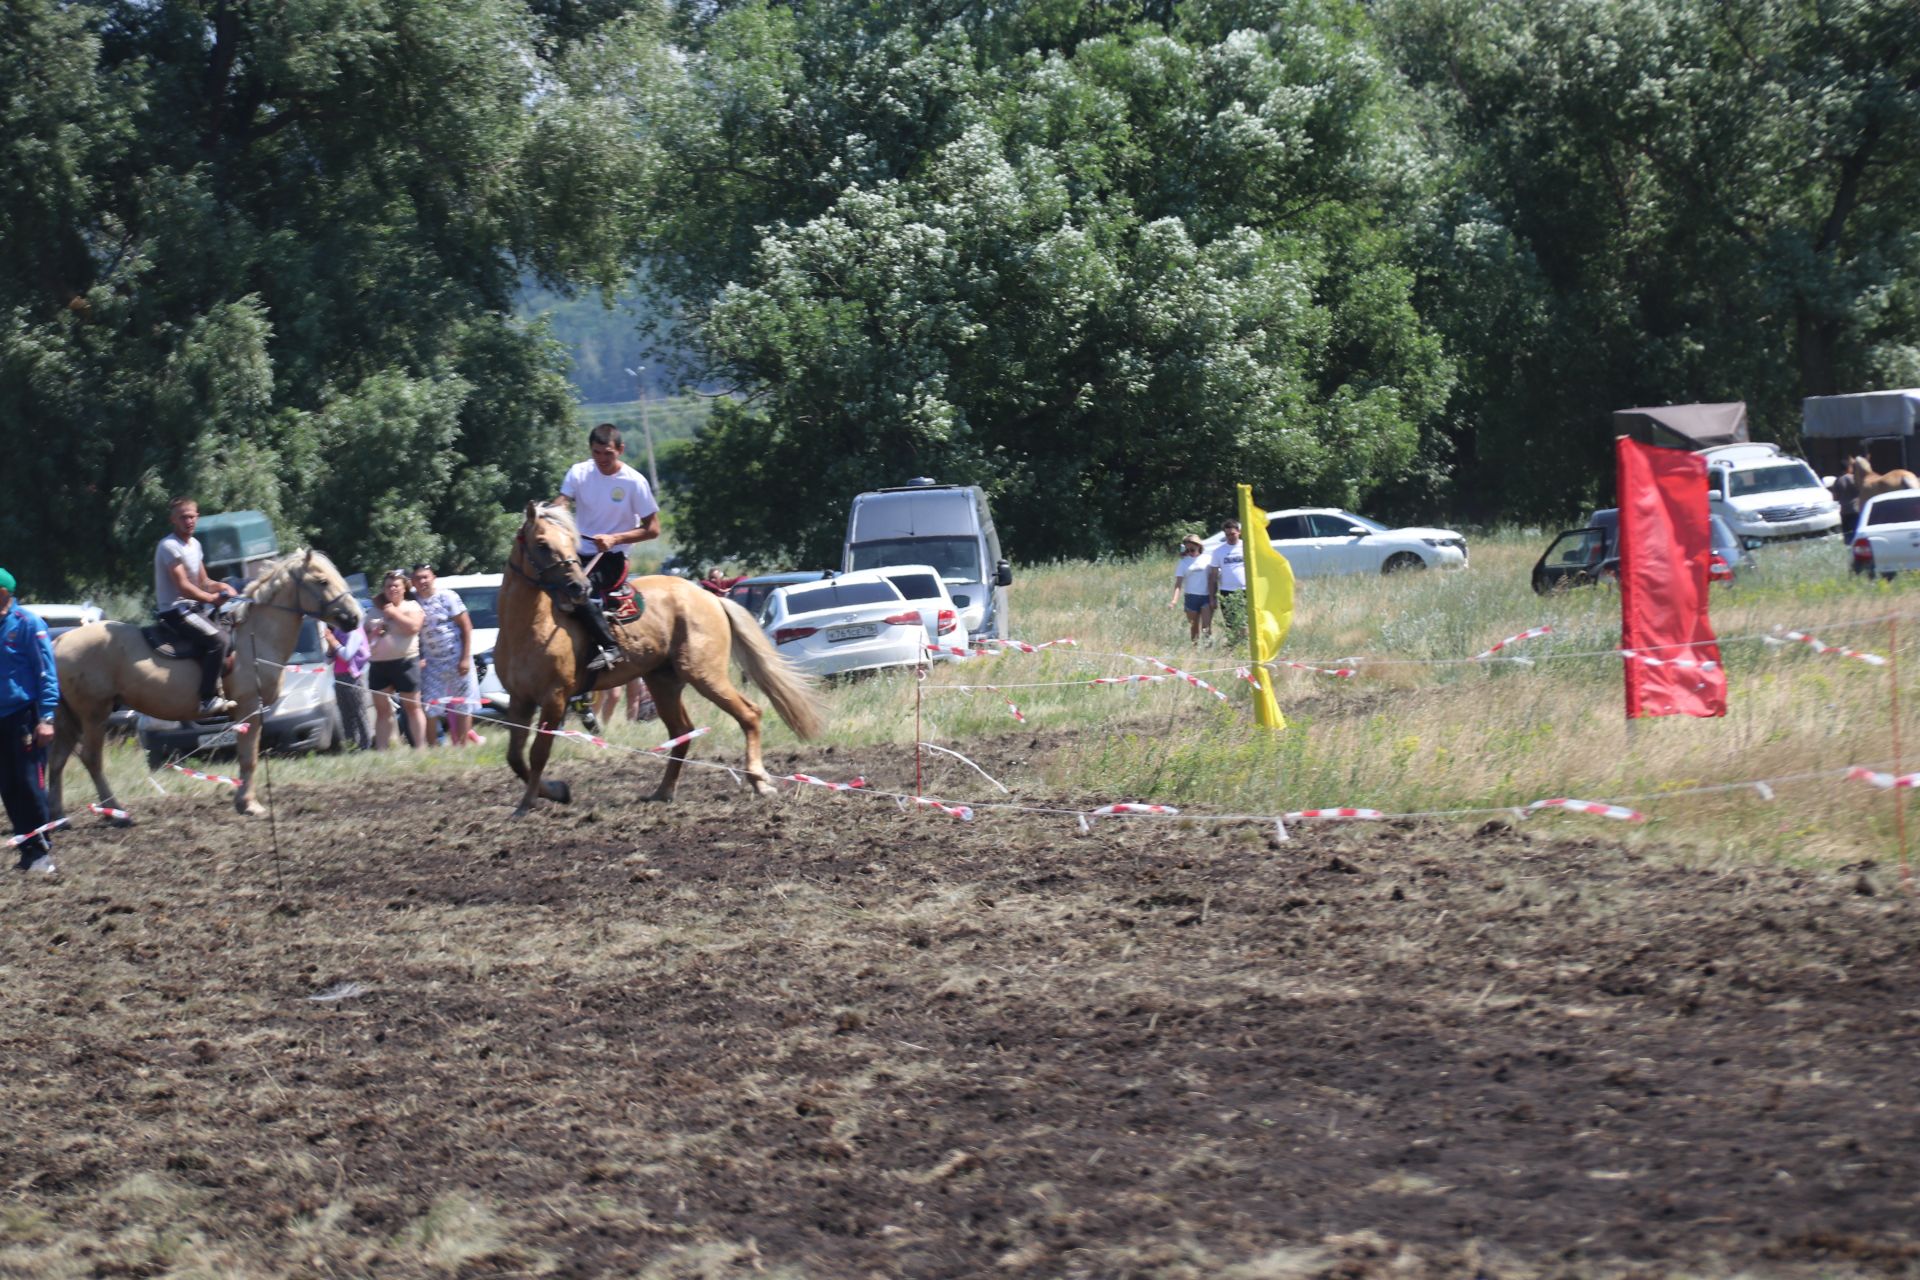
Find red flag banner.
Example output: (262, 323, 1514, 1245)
(1618, 437, 1727, 719)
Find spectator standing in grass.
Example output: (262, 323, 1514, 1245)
(367, 570, 427, 750)
(0, 567, 59, 874)
(1172, 533, 1212, 643)
(323, 619, 373, 749)
(411, 563, 478, 747)
(596, 678, 655, 725)
(1207, 520, 1248, 645)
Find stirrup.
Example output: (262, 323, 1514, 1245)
(567, 693, 601, 734)
(586, 644, 622, 672)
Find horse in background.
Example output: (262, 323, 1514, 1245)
(1848, 455, 1920, 501)
(492, 501, 824, 817)
(51, 550, 362, 819)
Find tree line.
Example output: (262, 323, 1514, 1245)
(4, 0, 1916, 594)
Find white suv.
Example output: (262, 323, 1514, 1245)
(1701, 444, 1840, 541)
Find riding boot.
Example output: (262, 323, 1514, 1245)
(580, 599, 623, 672)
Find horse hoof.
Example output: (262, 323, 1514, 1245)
(511, 806, 531, 820)
(749, 779, 777, 798)
(644, 788, 675, 804)
(545, 781, 572, 805)
(110, 814, 135, 829)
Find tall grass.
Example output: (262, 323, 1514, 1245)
(90, 531, 1920, 863)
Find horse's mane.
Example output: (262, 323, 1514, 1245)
(533, 501, 578, 543)
(242, 549, 336, 600)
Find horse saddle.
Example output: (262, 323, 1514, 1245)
(141, 611, 238, 674)
(602, 582, 643, 624)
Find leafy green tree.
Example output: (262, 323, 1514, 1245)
(1387, 0, 1920, 518)
(0, 0, 656, 596)
(650, 0, 1452, 566)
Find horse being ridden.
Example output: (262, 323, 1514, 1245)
(494, 502, 823, 817)
(1849, 455, 1920, 501)
(51, 550, 362, 820)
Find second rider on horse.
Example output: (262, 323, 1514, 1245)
(559, 423, 660, 672)
(154, 497, 237, 718)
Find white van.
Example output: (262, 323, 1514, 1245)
(843, 480, 1012, 640)
(1700, 443, 1840, 541)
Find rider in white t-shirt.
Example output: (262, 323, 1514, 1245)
(558, 423, 660, 671)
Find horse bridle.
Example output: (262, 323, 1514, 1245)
(512, 514, 589, 596)
(248, 559, 356, 621)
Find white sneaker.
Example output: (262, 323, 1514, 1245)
(23, 853, 55, 876)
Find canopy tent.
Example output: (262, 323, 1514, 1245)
(1612, 402, 1750, 450)
(1802, 389, 1920, 438)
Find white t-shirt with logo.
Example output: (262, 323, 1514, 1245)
(561, 460, 659, 556)
(1208, 539, 1248, 592)
(1177, 554, 1210, 595)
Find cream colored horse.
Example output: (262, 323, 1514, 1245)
(1849, 455, 1920, 500)
(494, 501, 823, 817)
(51, 550, 362, 820)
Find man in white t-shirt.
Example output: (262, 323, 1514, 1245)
(1207, 519, 1248, 644)
(558, 423, 660, 671)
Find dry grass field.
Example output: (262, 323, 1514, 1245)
(6, 534, 1920, 1277)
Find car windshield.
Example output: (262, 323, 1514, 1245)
(848, 537, 982, 582)
(884, 572, 943, 601)
(293, 619, 326, 663)
(1728, 463, 1820, 497)
(783, 581, 902, 615)
(1866, 495, 1920, 526)
(1330, 511, 1389, 533)
(459, 586, 500, 629)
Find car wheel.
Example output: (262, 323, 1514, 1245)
(1382, 552, 1426, 574)
(322, 706, 345, 754)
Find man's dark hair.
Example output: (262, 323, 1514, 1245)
(589, 422, 624, 450)
(1223, 519, 1241, 531)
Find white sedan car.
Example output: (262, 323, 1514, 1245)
(1850, 491, 1920, 579)
(836, 565, 969, 658)
(760, 575, 929, 678)
(1206, 508, 1468, 577)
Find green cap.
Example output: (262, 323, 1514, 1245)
(0, 567, 14, 592)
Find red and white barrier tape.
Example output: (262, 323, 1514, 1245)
(926, 645, 973, 658)
(89, 803, 132, 821)
(1258, 661, 1358, 679)
(169, 763, 242, 788)
(1475, 625, 1553, 661)
(1847, 766, 1920, 790)
(1145, 659, 1230, 703)
(906, 796, 975, 821)
(1090, 674, 1166, 685)
(974, 637, 1078, 653)
(1524, 797, 1645, 822)
(8, 817, 69, 847)
(785, 773, 868, 791)
(1618, 649, 1719, 671)
(1775, 630, 1888, 666)
(1089, 802, 1181, 816)
(1285, 807, 1386, 821)
(650, 726, 711, 753)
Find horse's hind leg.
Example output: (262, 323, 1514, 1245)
(48, 703, 79, 821)
(682, 667, 776, 798)
(641, 673, 695, 802)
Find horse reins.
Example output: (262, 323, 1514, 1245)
(510, 514, 591, 601)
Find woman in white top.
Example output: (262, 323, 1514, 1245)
(1172, 534, 1212, 642)
(365, 570, 428, 750)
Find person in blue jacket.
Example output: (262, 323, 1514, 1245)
(0, 567, 60, 874)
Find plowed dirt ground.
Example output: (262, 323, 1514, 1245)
(4, 736, 1919, 1278)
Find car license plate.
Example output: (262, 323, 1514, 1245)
(200, 728, 237, 750)
(827, 624, 877, 643)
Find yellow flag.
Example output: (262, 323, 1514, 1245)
(1237, 483, 1295, 729)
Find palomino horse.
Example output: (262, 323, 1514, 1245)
(51, 550, 362, 819)
(1849, 455, 1920, 501)
(494, 501, 823, 817)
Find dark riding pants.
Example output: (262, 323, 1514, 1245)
(0, 706, 53, 862)
(164, 606, 228, 701)
(579, 552, 628, 651)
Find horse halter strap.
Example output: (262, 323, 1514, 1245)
(514, 516, 585, 594)
(252, 564, 354, 620)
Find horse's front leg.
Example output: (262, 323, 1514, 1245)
(77, 710, 131, 826)
(47, 704, 78, 821)
(513, 695, 571, 818)
(232, 698, 267, 816)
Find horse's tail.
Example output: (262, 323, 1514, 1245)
(721, 598, 824, 739)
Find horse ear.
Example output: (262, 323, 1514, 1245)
(525, 500, 541, 520)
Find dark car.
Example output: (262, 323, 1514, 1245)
(1532, 510, 1747, 594)
(726, 570, 838, 622)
